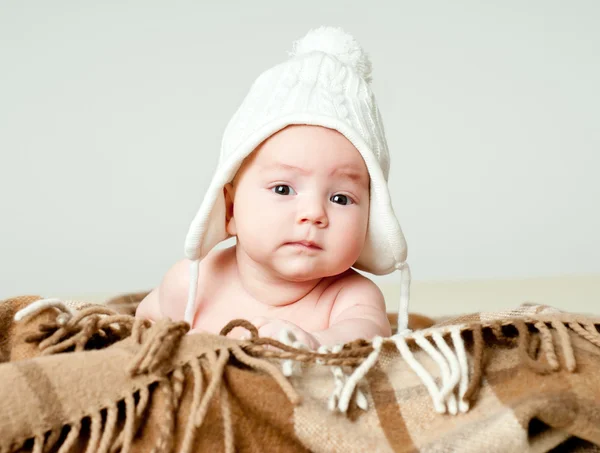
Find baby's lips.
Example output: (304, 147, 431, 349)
(287, 240, 323, 249)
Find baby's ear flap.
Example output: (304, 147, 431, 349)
(224, 183, 237, 235)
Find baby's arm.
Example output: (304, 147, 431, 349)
(135, 260, 190, 322)
(135, 287, 161, 321)
(254, 274, 391, 348)
(312, 274, 391, 346)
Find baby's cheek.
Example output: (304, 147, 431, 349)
(331, 228, 365, 265)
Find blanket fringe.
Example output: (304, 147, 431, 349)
(228, 318, 600, 416)
(220, 379, 234, 453)
(128, 319, 189, 376)
(41, 428, 62, 453)
(570, 321, 600, 348)
(452, 326, 472, 413)
(31, 435, 43, 453)
(154, 378, 175, 453)
(10, 299, 600, 451)
(18, 300, 140, 355)
(462, 325, 483, 408)
(85, 412, 102, 453)
(97, 405, 118, 453)
(5, 388, 154, 453)
(179, 361, 204, 453)
(57, 421, 80, 453)
(534, 321, 560, 371)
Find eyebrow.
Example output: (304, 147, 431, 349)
(331, 167, 368, 184)
(265, 162, 310, 174)
(265, 162, 368, 185)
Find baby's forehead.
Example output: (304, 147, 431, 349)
(261, 128, 365, 164)
(234, 125, 370, 183)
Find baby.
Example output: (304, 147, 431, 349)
(136, 27, 411, 348)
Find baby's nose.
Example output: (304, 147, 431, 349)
(299, 214, 328, 227)
(298, 199, 328, 227)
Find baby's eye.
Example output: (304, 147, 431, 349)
(330, 194, 354, 205)
(272, 185, 296, 196)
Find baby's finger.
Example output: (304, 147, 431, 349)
(251, 316, 269, 328)
(259, 323, 290, 342)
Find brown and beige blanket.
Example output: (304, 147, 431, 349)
(1, 294, 600, 452)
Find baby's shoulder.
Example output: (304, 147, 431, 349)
(159, 247, 236, 318)
(199, 246, 237, 279)
(325, 269, 388, 328)
(165, 247, 234, 282)
(327, 269, 385, 307)
(328, 268, 380, 290)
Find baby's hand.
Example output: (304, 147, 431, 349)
(251, 317, 320, 350)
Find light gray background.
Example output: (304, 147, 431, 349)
(1, 1, 599, 301)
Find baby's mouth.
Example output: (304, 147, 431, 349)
(285, 241, 322, 250)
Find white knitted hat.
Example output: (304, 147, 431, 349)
(184, 27, 411, 332)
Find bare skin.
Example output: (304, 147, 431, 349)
(136, 125, 392, 348)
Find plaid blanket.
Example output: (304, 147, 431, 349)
(1, 295, 600, 452)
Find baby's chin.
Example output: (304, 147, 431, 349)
(270, 258, 348, 282)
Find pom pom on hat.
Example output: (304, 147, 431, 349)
(290, 26, 373, 83)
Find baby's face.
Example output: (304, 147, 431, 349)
(226, 125, 370, 281)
